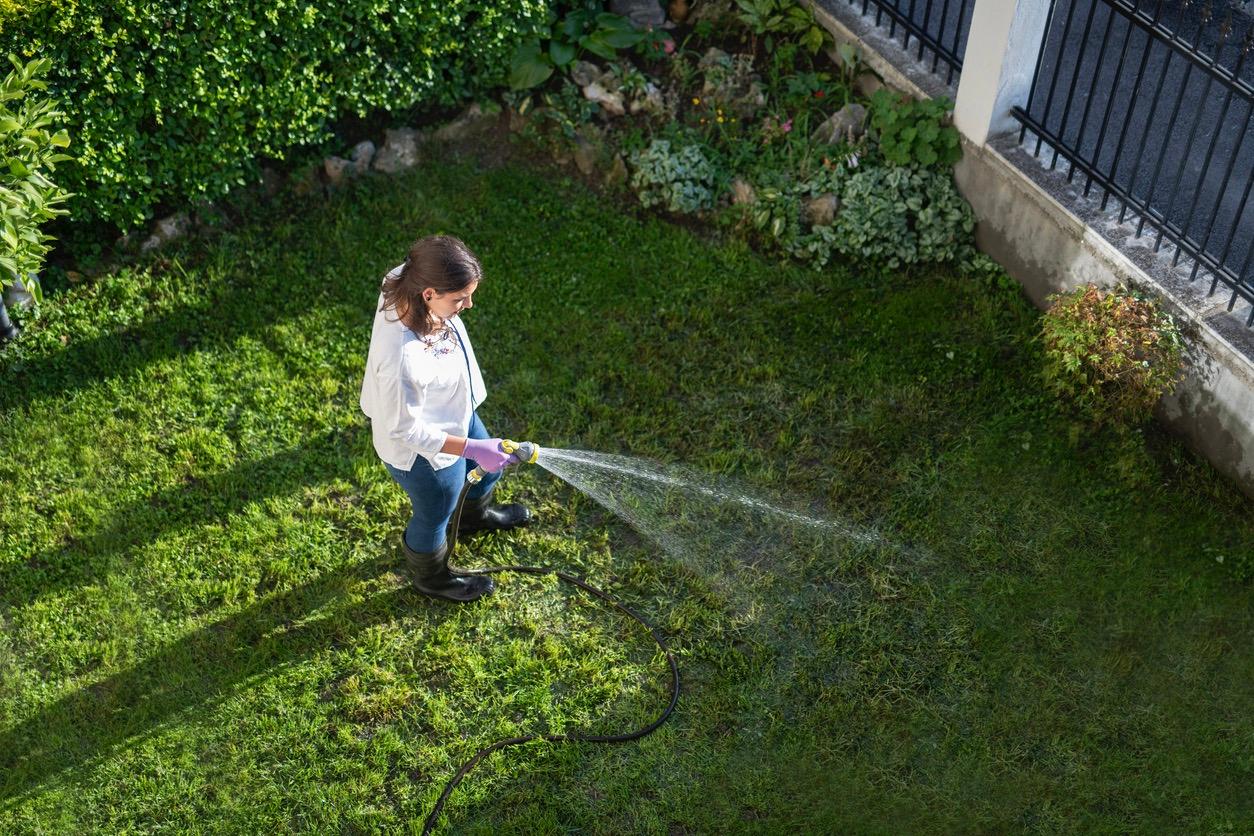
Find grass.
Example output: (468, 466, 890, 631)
(1, 135, 1252, 833)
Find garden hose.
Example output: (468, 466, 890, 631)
(421, 443, 681, 835)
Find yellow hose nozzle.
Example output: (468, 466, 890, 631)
(467, 439, 540, 484)
(501, 439, 540, 464)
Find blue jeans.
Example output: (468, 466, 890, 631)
(383, 412, 501, 552)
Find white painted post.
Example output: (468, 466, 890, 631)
(953, 0, 1054, 146)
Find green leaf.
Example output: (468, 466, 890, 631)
(509, 41, 554, 90)
(560, 11, 587, 40)
(550, 40, 576, 67)
(601, 27, 644, 48)
(580, 33, 618, 61)
(49, 129, 70, 148)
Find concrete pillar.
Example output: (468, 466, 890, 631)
(953, 0, 1053, 146)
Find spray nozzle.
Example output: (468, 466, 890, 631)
(467, 439, 541, 484)
(500, 439, 540, 465)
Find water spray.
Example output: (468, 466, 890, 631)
(422, 439, 681, 835)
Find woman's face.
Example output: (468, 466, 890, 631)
(426, 280, 478, 320)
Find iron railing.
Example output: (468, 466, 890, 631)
(837, 0, 976, 86)
(1011, 0, 1254, 324)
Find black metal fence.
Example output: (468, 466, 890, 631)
(1011, 0, 1254, 324)
(837, 0, 976, 85)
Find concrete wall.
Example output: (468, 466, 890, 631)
(807, 0, 1254, 498)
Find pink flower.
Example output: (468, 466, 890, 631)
(782, 118, 793, 133)
(663, 38, 676, 55)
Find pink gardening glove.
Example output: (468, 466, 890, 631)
(462, 437, 515, 472)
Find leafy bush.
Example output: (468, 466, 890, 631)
(509, 2, 648, 89)
(1, 53, 71, 303)
(629, 139, 718, 214)
(733, 0, 830, 54)
(1041, 284, 1185, 429)
(835, 166, 974, 268)
(742, 164, 847, 268)
(1, 0, 550, 232)
(867, 88, 960, 170)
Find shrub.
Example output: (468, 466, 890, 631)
(742, 164, 847, 268)
(1, 0, 550, 232)
(1041, 284, 1185, 429)
(733, 0, 830, 54)
(508, 2, 647, 90)
(866, 88, 960, 170)
(629, 139, 718, 214)
(835, 165, 974, 268)
(0, 53, 71, 303)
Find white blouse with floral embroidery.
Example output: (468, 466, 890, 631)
(359, 265, 487, 471)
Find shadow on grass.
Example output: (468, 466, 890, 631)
(0, 553, 418, 807)
(0, 200, 387, 416)
(0, 427, 363, 613)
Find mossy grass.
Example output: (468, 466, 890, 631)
(1, 140, 1251, 832)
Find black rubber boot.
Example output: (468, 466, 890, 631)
(458, 492, 533, 535)
(403, 537, 494, 602)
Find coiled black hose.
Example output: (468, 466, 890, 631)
(421, 479, 681, 835)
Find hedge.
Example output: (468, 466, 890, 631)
(1, 0, 550, 232)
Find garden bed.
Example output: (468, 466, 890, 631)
(1, 128, 1251, 831)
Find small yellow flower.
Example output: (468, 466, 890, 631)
(717, 116, 724, 123)
(692, 97, 701, 105)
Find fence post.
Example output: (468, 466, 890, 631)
(953, 0, 1053, 146)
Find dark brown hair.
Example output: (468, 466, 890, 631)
(380, 235, 483, 337)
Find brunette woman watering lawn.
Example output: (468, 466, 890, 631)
(360, 235, 531, 603)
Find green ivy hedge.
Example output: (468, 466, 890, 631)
(1, 0, 549, 232)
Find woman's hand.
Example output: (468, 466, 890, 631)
(462, 437, 515, 472)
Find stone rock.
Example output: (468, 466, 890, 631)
(573, 136, 598, 175)
(324, 156, 352, 187)
(698, 46, 730, 71)
(804, 193, 841, 227)
(699, 50, 765, 118)
(373, 128, 422, 173)
(605, 153, 629, 187)
(434, 102, 496, 141)
(582, 81, 626, 117)
(730, 177, 756, 206)
(629, 81, 665, 115)
(596, 68, 624, 93)
(141, 212, 190, 252)
(728, 80, 767, 118)
(855, 71, 885, 98)
(811, 103, 868, 145)
(610, 0, 665, 28)
(571, 60, 601, 87)
(350, 140, 376, 174)
(689, 0, 734, 25)
(156, 212, 190, 240)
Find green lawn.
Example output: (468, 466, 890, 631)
(1, 138, 1251, 833)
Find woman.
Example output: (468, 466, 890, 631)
(360, 235, 532, 603)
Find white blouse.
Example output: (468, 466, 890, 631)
(359, 266, 487, 472)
